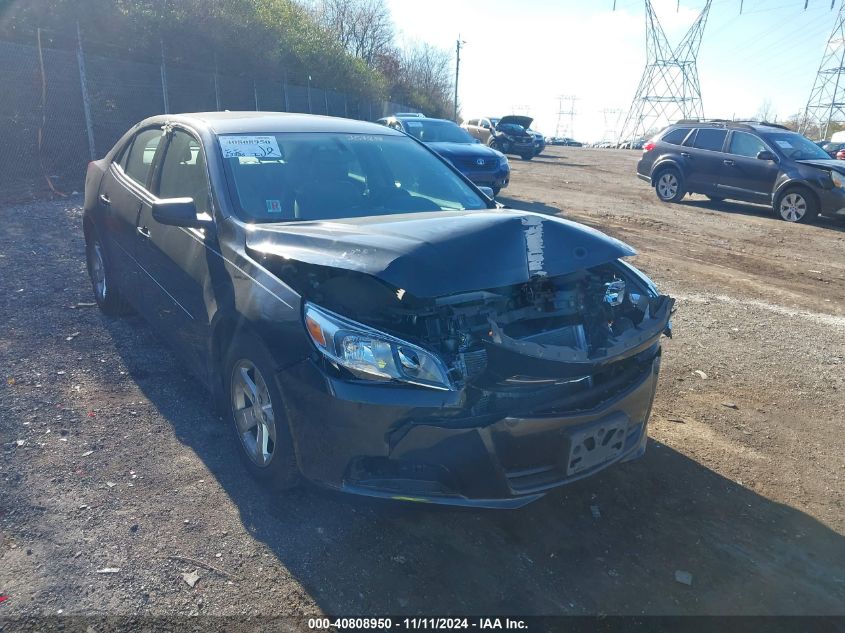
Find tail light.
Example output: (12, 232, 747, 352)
(643, 142, 656, 153)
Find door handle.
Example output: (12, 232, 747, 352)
(723, 159, 735, 166)
(99, 194, 111, 206)
(681, 152, 691, 158)
(137, 226, 151, 239)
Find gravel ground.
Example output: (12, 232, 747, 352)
(1, 147, 844, 618)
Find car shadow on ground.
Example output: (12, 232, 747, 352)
(682, 197, 845, 233)
(523, 157, 591, 168)
(496, 196, 562, 216)
(104, 319, 845, 616)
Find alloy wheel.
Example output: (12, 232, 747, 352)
(779, 193, 807, 222)
(230, 360, 277, 467)
(657, 172, 679, 200)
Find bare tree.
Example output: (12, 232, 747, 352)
(312, 0, 394, 66)
(755, 98, 776, 123)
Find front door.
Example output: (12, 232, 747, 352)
(717, 131, 780, 204)
(134, 128, 216, 376)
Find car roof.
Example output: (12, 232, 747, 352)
(671, 119, 791, 134)
(391, 116, 457, 124)
(140, 111, 404, 136)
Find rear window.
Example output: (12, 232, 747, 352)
(661, 127, 691, 145)
(123, 128, 162, 186)
(692, 128, 727, 152)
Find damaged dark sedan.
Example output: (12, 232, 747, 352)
(83, 112, 673, 509)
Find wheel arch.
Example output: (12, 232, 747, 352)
(773, 181, 820, 216)
(650, 159, 682, 186)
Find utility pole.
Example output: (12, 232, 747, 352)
(618, 0, 712, 145)
(454, 36, 465, 122)
(801, 0, 845, 140)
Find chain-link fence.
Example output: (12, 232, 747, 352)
(0, 37, 414, 202)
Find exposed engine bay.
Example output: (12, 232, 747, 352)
(266, 255, 673, 392)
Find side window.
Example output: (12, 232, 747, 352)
(692, 128, 727, 152)
(157, 130, 210, 212)
(661, 127, 691, 145)
(728, 131, 767, 158)
(124, 128, 163, 187)
(468, 119, 478, 126)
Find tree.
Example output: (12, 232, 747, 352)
(755, 99, 776, 123)
(311, 0, 394, 66)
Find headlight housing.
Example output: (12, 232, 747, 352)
(304, 303, 453, 391)
(831, 170, 845, 189)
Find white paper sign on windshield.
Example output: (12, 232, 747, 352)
(219, 135, 282, 159)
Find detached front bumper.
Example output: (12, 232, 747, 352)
(278, 351, 660, 508)
(817, 186, 845, 217)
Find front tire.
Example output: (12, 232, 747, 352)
(775, 187, 819, 223)
(654, 167, 685, 203)
(84, 227, 131, 316)
(223, 334, 299, 490)
(520, 154, 533, 161)
(491, 186, 501, 196)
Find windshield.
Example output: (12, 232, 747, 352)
(401, 119, 475, 144)
(220, 132, 488, 222)
(764, 132, 830, 160)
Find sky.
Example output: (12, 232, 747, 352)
(384, 0, 841, 142)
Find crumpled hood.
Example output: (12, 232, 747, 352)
(498, 115, 533, 129)
(246, 210, 636, 298)
(797, 158, 845, 174)
(426, 142, 502, 160)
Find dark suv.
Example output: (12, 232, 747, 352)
(637, 120, 845, 223)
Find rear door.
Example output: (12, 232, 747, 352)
(717, 131, 780, 203)
(95, 127, 164, 301)
(682, 127, 728, 195)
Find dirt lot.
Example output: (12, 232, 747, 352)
(1, 147, 844, 618)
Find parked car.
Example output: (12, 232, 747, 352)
(392, 112, 425, 118)
(821, 141, 845, 158)
(463, 116, 536, 160)
(83, 112, 673, 508)
(637, 120, 845, 223)
(377, 116, 510, 195)
(527, 128, 546, 156)
(462, 117, 497, 144)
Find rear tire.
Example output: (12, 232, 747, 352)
(654, 167, 685, 203)
(223, 333, 300, 490)
(84, 226, 132, 316)
(775, 187, 819, 223)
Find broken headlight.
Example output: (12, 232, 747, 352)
(831, 170, 845, 189)
(304, 303, 453, 391)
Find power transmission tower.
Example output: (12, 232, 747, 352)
(801, 0, 845, 140)
(618, 0, 712, 144)
(555, 95, 578, 138)
(601, 108, 623, 143)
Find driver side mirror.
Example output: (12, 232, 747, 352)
(757, 150, 776, 161)
(478, 186, 495, 199)
(152, 198, 209, 228)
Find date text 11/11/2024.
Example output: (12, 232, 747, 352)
(307, 617, 529, 630)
